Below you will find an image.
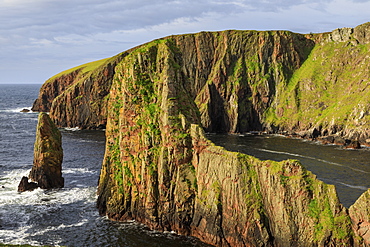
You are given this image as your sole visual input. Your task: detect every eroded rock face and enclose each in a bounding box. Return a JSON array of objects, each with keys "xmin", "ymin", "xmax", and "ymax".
[
  {"xmin": 35, "ymin": 23, "xmax": 370, "ymax": 143},
  {"xmin": 29, "ymin": 112, "xmax": 64, "ymax": 189},
  {"xmin": 96, "ymin": 39, "xmax": 355, "ymax": 246},
  {"xmin": 349, "ymin": 189, "xmax": 370, "ymax": 246},
  {"xmin": 31, "ymin": 70, "xmax": 81, "ymax": 113}
]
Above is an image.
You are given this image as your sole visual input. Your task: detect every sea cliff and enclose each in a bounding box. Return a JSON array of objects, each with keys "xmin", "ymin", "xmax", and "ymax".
[
  {"xmin": 32, "ymin": 55, "xmax": 124, "ymax": 129},
  {"xmin": 33, "ymin": 23, "xmax": 370, "ymax": 246}
]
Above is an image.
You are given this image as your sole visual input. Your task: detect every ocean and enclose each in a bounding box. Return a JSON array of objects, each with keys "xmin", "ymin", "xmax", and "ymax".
[{"xmin": 0, "ymin": 84, "xmax": 210, "ymax": 247}]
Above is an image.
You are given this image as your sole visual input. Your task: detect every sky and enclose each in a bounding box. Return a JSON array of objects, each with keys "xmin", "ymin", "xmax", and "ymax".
[{"xmin": 0, "ymin": 0, "xmax": 369, "ymax": 84}]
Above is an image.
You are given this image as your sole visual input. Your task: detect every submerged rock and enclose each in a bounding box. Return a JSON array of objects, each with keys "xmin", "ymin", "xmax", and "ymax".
[{"xmin": 18, "ymin": 112, "xmax": 64, "ymax": 192}]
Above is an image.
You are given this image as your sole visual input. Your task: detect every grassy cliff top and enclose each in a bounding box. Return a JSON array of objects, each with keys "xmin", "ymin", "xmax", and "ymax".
[{"xmin": 46, "ymin": 57, "xmax": 112, "ymax": 83}]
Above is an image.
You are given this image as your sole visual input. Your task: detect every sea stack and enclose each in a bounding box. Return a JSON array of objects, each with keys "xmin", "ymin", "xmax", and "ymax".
[{"xmin": 18, "ymin": 112, "xmax": 64, "ymax": 192}]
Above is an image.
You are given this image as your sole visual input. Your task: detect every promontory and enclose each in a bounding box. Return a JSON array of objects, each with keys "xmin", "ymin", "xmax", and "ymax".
[{"xmin": 32, "ymin": 22, "xmax": 370, "ymax": 246}]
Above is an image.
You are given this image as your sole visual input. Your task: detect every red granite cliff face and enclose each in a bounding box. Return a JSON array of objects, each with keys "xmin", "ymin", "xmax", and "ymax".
[
  {"xmin": 50, "ymin": 61, "xmax": 116, "ymax": 129},
  {"xmin": 33, "ymin": 24, "xmax": 370, "ymax": 142},
  {"xmin": 349, "ymin": 189, "xmax": 370, "ymax": 246}
]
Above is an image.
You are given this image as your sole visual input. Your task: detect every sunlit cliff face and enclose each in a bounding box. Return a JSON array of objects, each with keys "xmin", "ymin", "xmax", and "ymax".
[{"xmin": 32, "ymin": 23, "xmax": 370, "ymax": 246}]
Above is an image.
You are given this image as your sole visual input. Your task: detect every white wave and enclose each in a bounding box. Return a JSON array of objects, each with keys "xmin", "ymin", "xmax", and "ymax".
[
  {"xmin": 63, "ymin": 167, "xmax": 96, "ymax": 175},
  {"xmin": 0, "ymin": 167, "xmax": 97, "ymax": 246},
  {"xmin": 1, "ymin": 107, "xmax": 35, "ymax": 113},
  {"xmin": 54, "ymin": 187, "xmax": 98, "ymax": 205},
  {"xmin": 64, "ymin": 127, "xmax": 80, "ymax": 131},
  {"xmin": 26, "ymin": 218, "xmax": 90, "ymax": 237},
  {"xmin": 0, "ymin": 168, "xmax": 97, "ymax": 207},
  {"xmin": 0, "ymin": 226, "xmax": 40, "ymax": 246},
  {"xmin": 257, "ymin": 148, "xmax": 308, "ymax": 159},
  {"xmin": 0, "ymin": 168, "xmax": 29, "ymax": 189},
  {"xmin": 338, "ymin": 182, "xmax": 368, "ymax": 191}
]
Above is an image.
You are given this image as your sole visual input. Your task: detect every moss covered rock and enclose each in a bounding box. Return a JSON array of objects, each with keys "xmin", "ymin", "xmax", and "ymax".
[{"xmin": 29, "ymin": 112, "xmax": 64, "ymax": 189}]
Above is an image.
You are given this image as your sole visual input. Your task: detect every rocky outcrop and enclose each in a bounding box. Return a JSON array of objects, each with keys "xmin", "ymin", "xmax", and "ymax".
[
  {"xmin": 23, "ymin": 112, "xmax": 63, "ymax": 190},
  {"xmin": 327, "ymin": 22, "xmax": 370, "ymax": 45},
  {"xmin": 18, "ymin": 176, "xmax": 38, "ymax": 192},
  {"xmin": 33, "ymin": 23, "xmax": 370, "ymax": 246}
]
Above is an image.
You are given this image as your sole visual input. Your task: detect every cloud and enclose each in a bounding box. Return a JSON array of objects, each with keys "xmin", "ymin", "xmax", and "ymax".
[{"xmin": 0, "ymin": 0, "xmax": 369, "ymax": 83}]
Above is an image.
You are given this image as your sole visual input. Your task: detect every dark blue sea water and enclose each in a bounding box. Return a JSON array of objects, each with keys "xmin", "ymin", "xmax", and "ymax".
[{"xmin": 0, "ymin": 84, "xmax": 210, "ymax": 247}]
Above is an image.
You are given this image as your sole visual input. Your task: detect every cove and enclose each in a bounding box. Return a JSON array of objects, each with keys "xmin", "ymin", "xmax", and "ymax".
[{"xmin": 207, "ymin": 133, "xmax": 370, "ymax": 208}]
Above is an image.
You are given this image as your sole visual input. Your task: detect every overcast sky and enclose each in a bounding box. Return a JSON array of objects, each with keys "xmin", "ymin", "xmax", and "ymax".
[{"xmin": 0, "ymin": 0, "xmax": 369, "ymax": 84}]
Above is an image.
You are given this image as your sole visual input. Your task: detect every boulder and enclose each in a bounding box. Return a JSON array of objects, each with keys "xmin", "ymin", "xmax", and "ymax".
[
  {"xmin": 17, "ymin": 176, "xmax": 38, "ymax": 192},
  {"xmin": 333, "ymin": 136, "xmax": 346, "ymax": 146},
  {"xmin": 346, "ymin": 140, "xmax": 361, "ymax": 149},
  {"xmin": 19, "ymin": 112, "xmax": 64, "ymax": 191},
  {"xmin": 319, "ymin": 135, "xmax": 335, "ymax": 144}
]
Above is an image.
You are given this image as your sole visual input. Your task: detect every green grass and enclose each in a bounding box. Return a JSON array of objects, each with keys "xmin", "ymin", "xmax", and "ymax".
[
  {"xmin": 46, "ymin": 57, "xmax": 112, "ymax": 83},
  {"xmin": 267, "ymin": 39, "xmax": 370, "ymax": 131}
]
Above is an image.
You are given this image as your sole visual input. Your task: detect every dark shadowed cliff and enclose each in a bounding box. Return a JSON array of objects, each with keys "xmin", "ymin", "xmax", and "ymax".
[{"xmin": 33, "ymin": 23, "xmax": 370, "ymax": 246}]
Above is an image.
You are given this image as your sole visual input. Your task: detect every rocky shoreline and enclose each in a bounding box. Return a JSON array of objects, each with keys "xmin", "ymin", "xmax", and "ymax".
[{"xmin": 276, "ymin": 129, "xmax": 364, "ymax": 149}]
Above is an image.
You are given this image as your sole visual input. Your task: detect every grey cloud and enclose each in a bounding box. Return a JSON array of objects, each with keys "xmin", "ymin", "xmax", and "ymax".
[
  {"xmin": 0, "ymin": 0, "xmax": 369, "ymax": 83},
  {"xmin": 1, "ymin": 0, "xmax": 244, "ymax": 36}
]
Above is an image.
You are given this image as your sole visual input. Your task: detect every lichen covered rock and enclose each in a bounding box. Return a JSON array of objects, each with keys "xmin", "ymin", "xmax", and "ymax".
[{"xmin": 29, "ymin": 112, "xmax": 64, "ymax": 189}]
